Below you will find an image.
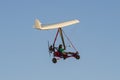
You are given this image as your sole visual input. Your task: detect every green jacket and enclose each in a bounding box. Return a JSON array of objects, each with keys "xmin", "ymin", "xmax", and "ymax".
[{"xmin": 58, "ymin": 48, "xmax": 64, "ymax": 53}]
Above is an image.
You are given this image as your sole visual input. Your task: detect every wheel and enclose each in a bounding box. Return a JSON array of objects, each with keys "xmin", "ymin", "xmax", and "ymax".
[
  {"xmin": 52, "ymin": 58, "xmax": 57, "ymax": 63},
  {"xmin": 75, "ymin": 55, "xmax": 80, "ymax": 59}
]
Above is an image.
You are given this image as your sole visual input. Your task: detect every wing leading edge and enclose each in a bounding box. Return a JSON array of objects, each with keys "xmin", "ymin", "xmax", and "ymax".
[{"xmin": 34, "ymin": 19, "xmax": 80, "ymax": 30}]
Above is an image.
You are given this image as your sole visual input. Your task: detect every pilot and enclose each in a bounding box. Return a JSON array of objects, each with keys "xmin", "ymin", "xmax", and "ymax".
[{"xmin": 58, "ymin": 44, "xmax": 66, "ymax": 55}]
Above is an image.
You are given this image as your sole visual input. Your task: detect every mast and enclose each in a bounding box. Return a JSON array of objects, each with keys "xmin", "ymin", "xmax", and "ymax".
[{"xmin": 59, "ymin": 28, "xmax": 66, "ymax": 50}]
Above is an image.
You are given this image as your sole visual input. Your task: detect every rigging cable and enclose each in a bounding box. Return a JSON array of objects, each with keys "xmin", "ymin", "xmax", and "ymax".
[{"xmin": 62, "ymin": 29, "xmax": 78, "ymax": 51}]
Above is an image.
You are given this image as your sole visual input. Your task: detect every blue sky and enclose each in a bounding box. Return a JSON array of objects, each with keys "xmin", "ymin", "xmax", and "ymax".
[{"xmin": 0, "ymin": 0, "xmax": 120, "ymax": 80}]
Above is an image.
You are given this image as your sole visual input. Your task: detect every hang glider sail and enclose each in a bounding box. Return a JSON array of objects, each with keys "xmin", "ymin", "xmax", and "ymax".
[{"xmin": 33, "ymin": 19, "xmax": 80, "ymax": 30}]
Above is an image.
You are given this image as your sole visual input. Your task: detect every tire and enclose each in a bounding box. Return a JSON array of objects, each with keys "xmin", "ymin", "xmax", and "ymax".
[
  {"xmin": 75, "ymin": 55, "xmax": 80, "ymax": 60},
  {"xmin": 52, "ymin": 58, "xmax": 57, "ymax": 63}
]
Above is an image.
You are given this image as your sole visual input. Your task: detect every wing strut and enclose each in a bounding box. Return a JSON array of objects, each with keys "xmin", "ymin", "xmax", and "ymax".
[
  {"xmin": 53, "ymin": 29, "xmax": 59, "ymax": 48},
  {"xmin": 53, "ymin": 28, "xmax": 66, "ymax": 50},
  {"xmin": 62, "ymin": 29, "xmax": 77, "ymax": 51},
  {"xmin": 59, "ymin": 28, "xmax": 66, "ymax": 50}
]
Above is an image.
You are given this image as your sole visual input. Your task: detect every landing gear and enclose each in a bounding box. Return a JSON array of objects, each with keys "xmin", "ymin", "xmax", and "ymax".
[
  {"xmin": 52, "ymin": 58, "xmax": 57, "ymax": 63},
  {"xmin": 75, "ymin": 55, "xmax": 80, "ymax": 59}
]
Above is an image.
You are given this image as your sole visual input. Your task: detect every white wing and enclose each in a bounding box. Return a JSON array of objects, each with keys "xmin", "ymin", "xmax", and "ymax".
[{"xmin": 34, "ymin": 19, "xmax": 80, "ymax": 30}]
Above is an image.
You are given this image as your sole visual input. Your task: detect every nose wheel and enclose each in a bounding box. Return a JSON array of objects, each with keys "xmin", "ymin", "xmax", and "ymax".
[{"xmin": 52, "ymin": 58, "xmax": 57, "ymax": 63}]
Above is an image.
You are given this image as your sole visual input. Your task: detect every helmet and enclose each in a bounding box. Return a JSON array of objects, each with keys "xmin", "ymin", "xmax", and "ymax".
[{"xmin": 59, "ymin": 44, "xmax": 62, "ymax": 48}]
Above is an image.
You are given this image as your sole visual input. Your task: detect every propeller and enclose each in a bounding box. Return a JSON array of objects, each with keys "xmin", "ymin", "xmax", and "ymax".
[
  {"xmin": 48, "ymin": 41, "xmax": 51, "ymax": 56},
  {"xmin": 48, "ymin": 41, "xmax": 53, "ymax": 56}
]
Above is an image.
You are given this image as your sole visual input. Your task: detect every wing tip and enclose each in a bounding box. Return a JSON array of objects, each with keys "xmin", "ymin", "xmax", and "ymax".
[{"xmin": 75, "ymin": 19, "xmax": 80, "ymax": 23}]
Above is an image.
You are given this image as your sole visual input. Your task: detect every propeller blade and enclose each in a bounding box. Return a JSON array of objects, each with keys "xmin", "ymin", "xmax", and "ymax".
[{"xmin": 48, "ymin": 41, "xmax": 51, "ymax": 56}]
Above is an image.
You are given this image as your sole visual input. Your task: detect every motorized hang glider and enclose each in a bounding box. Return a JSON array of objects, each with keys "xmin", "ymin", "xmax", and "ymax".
[
  {"xmin": 34, "ymin": 19, "xmax": 79, "ymax": 30},
  {"xmin": 34, "ymin": 19, "xmax": 80, "ymax": 63}
]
